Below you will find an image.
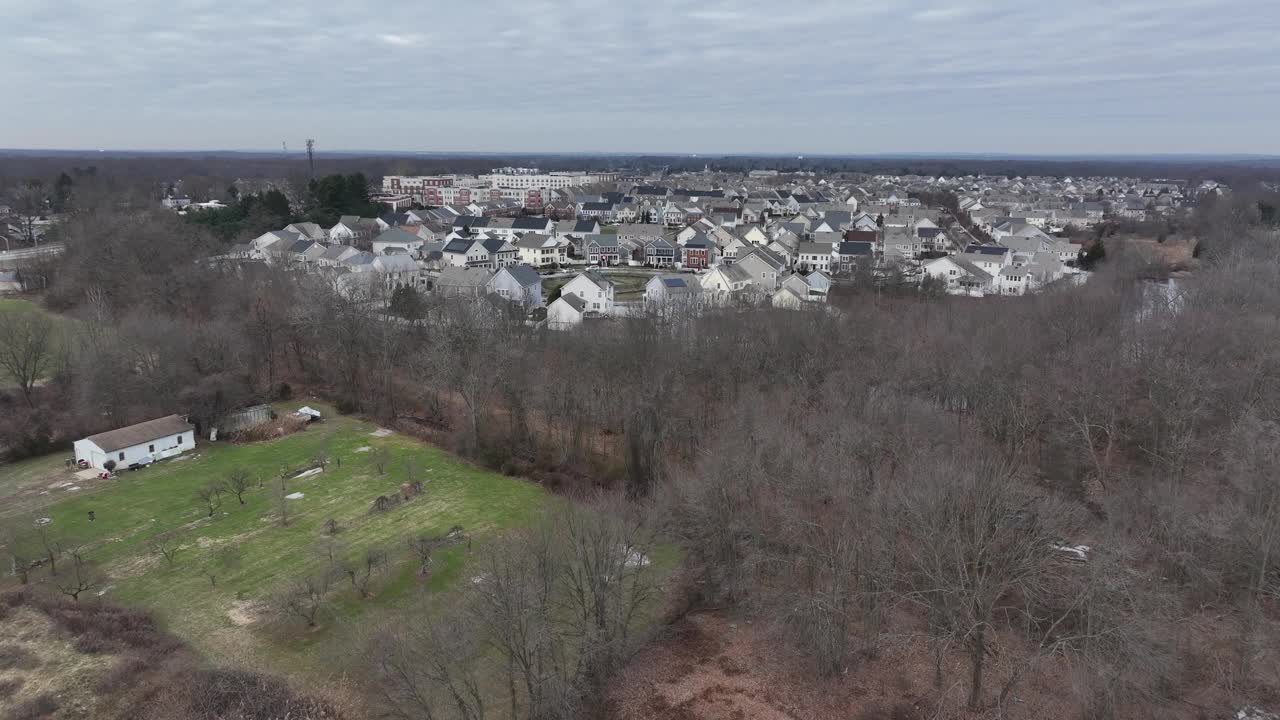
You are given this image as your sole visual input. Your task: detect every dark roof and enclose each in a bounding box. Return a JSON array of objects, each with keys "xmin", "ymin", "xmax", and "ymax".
[
  {"xmin": 84, "ymin": 415, "xmax": 193, "ymax": 453},
  {"xmin": 661, "ymin": 277, "xmax": 688, "ymax": 288},
  {"xmin": 379, "ymin": 213, "xmax": 409, "ymax": 226},
  {"xmin": 443, "ymin": 239, "xmax": 474, "ymax": 254},
  {"xmin": 683, "ymin": 234, "xmax": 712, "ymax": 249},
  {"xmin": 573, "ymin": 219, "xmax": 599, "ymax": 233},
  {"xmin": 480, "ymin": 237, "xmax": 510, "ymax": 253},
  {"xmin": 917, "ymin": 226, "xmax": 943, "ymax": 238},
  {"xmin": 634, "ymin": 186, "xmax": 670, "ymax": 196},
  {"xmin": 511, "ymin": 216, "xmax": 551, "ymax": 231},
  {"xmin": 453, "ymin": 216, "xmax": 489, "ymax": 229},
  {"xmin": 838, "ymin": 241, "xmax": 875, "ymax": 256},
  {"xmin": 966, "ymin": 244, "xmax": 1009, "ymax": 256},
  {"xmin": 844, "ymin": 230, "xmax": 878, "ymax": 242},
  {"xmin": 581, "ymin": 202, "xmax": 613, "ymax": 211}
]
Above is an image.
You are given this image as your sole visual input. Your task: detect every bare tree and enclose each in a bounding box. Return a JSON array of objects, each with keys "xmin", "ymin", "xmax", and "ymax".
[
  {"xmin": 8, "ymin": 180, "xmax": 47, "ymax": 246},
  {"xmin": 371, "ymin": 448, "xmax": 392, "ymax": 476},
  {"xmin": 195, "ymin": 483, "xmax": 224, "ymax": 518},
  {"xmin": 371, "ymin": 604, "xmax": 489, "ymax": 720},
  {"xmin": 278, "ymin": 571, "xmax": 333, "ymax": 628},
  {"xmin": 897, "ymin": 451, "xmax": 1074, "ymax": 712},
  {"xmin": 54, "ymin": 547, "xmax": 103, "ymax": 601},
  {"xmin": 225, "ymin": 468, "xmax": 253, "ymax": 505},
  {"xmin": 34, "ymin": 523, "xmax": 60, "ymax": 576},
  {"xmin": 149, "ymin": 530, "xmax": 183, "ymax": 568},
  {"xmin": 201, "ymin": 545, "xmax": 241, "ymax": 587},
  {"xmin": 274, "ymin": 476, "xmax": 290, "ymax": 527},
  {"xmin": 346, "ymin": 546, "xmax": 387, "ymax": 598},
  {"xmin": 0, "ymin": 309, "xmax": 56, "ymax": 408},
  {"xmin": 0, "ymin": 520, "xmax": 36, "ymax": 584},
  {"xmin": 407, "ymin": 534, "xmax": 433, "ymax": 576}
]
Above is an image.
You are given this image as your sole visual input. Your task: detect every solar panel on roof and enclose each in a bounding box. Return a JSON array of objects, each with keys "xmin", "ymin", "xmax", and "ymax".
[{"xmin": 662, "ymin": 278, "xmax": 687, "ymax": 288}]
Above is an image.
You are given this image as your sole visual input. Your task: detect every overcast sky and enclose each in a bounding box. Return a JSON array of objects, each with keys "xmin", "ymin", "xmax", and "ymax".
[{"xmin": 2, "ymin": 0, "xmax": 1277, "ymax": 155}]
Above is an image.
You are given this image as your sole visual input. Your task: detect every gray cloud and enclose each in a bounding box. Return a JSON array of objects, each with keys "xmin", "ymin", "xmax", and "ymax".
[{"xmin": 0, "ymin": 0, "xmax": 1275, "ymax": 154}]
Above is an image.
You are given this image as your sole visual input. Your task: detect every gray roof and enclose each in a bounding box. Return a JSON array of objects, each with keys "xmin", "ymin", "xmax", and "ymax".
[
  {"xmin": 503, "ymin": 264, "xmax": 542, "ymax": 287},
  {"xmin": 515, "ymin": 233, "xmax": 556, "ymax": 249},
  {"xmin": 559, "ymin": 292, "xmax": 587, "ymax": 312},
  {"xmin": 84, "ymin": 415, "xmax": 192, "ymax": 453},
  {"xmin": 374, "ymin": 227, "xmax": 422, "ymax": 245}
]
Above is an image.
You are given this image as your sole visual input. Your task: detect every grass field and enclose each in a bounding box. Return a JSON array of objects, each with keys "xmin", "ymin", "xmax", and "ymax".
[
  {"xmin": 0, "ymin": 405, "xmax": 555, "ymax": 676},
  {"xmin": 0, "ymin": 298, "xmax": 74, "ymax": 389}
]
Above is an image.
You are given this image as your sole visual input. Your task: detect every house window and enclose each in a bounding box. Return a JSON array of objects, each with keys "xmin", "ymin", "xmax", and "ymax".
[
  {"xmin": 149, "ymin": 444, "xmax": 155, "ymax": 453},
  {"xmin": 177, "ymin": 435, "xmax": 183, "ymax": 444},
  {"xmin": 119, "ymin": 452, "xmax": 125, "ymax": 461}
]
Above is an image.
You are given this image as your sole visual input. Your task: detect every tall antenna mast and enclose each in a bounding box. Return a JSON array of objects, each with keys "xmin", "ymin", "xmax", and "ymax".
[
  {"xmin": 306, "ymin": 139, "xmax": 315, "ymax": 178},
  {"xmin": 282, "ymin": 140, "xmax": 288, "ymax": 157}
]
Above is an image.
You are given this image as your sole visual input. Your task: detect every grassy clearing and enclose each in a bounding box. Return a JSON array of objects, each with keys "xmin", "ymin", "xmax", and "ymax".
[
  {"xmin": 0, "ymin": 404, "xmax": 554, "ymax": 675},
  {"xmin": 0, "ymin": 298, "xmax": 74, "ymax": 389}
]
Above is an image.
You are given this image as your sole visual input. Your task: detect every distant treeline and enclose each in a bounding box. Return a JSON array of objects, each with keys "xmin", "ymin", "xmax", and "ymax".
[{"xmin": 3, "ymin": 152, "xmax": 1280, "ymax": 198}]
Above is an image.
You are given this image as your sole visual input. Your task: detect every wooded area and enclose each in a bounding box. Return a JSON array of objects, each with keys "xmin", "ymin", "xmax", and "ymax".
[{"xmin": 3, "ymin": 169, "xmax": 1280, "ymax": 718}]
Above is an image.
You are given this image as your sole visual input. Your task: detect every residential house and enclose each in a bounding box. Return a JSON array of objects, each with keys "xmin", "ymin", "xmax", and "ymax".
[
  {"xmin": 834, "ymin": 240, "xmax": 875, "ymax": 274},
  {"xmin": 547, "ymin": 293, "xmax": 590, "ymax": 330},
  {"xmin": 797, "ymin": 242, "xmax": 836, "ymax": 272},
  {"xmin": 644, "ymin": 274, "xmax": 703, "ymax": 306},
  {"xmin": 372, "ymin": 227, "xmax": 425, "ymax": 256},
  {"xmin": 514, "ymin": 233, "xmax": 565, "ymax": 268},
  {"xmin": 682, "ymin": 234, "xmax": 714, "ymax": 270},
  {"xmin": 329, "ymin": 216, "xmax": 377, "ymax": 245},
  {"xmin": 560, "ymin": 271, "xmax": 615, "ymax": 314},
  {"xmin": 582, "ymin": 234, "xmax": 622, "ymax": 266},
  {"xmin": 285, "ymin": 222, "xmax": 328, "ymax": 243},
  {"xmin": 644, "ymin": 236, "xmax": 678, "ymax": 267},
  {"xmin": 480, "ymin": 236, "xmax": 520, "ymax": 268},
  {"xmin": 433, "ymin": 266, "xmax": 492, "ymax": 298},
  {"xmin": 699, "ymin": 263, "xmax": 752, "ymax": 301},
  {"xmin": 442, "ymin": 237, "xmax": 494, "ymax": 268},
  {"xmin": 487, "ymin": 264, "xmax": 544, "ymax": 308},
  {"xmin": 923, "ymin": 256, "xmax": 993, "ymax": 296},
  {"xmin": 73, "ymin": 415, "xmax": 195, "ymax": 471},
  {"xmin": 734, "ymin": 246, "xmax": 787, "ymax": 291}
]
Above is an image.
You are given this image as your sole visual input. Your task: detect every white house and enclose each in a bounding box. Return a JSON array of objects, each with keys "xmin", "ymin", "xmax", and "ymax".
[
  {"xmin": 559, "ymin": 272, "xmax": 615, "ymax": 314},
  {"xmin": 514, "ymin": 233, "xmax": 565, "ymax": 268},
  {"xmin": 644, "ymin": 274, "xmax": 703, "ymax": 306},
  {"xmin": 547, "ymin": 293, "xmax": 589, "ymax": 330},
  {"xmin": 487, "ymin": 264, "xmax": 544, "ymax": 308},
  {"xmin": 73, "ymin": 415, "xmax": 195, "ymax": 470}
]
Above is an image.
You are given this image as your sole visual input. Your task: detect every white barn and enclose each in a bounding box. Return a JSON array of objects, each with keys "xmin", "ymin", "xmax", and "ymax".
[{"xmin": 73, "ymin": 415, "xmax": 195, "ymax": 470}]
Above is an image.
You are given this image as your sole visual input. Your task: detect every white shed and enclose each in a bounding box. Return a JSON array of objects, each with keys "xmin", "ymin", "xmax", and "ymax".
[{"xmin": 73, "ymin": 415, "xmax": 195, "ymax": 470}]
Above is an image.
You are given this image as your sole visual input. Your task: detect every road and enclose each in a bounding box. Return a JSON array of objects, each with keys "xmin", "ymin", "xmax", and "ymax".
[{"xmin": 0, "ymin": 243, "xmax": 64, "ymax": 267}]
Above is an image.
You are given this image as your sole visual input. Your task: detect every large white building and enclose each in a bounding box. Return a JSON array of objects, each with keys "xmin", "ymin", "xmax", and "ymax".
[{"xmin": 73, "ymin": 415, "xmax": 195, "ymax": 470}]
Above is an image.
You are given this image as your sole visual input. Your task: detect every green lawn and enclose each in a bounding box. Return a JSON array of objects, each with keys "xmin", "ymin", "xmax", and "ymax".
[
  {"xmin": 0, "ymin": 298, "xmax": 74, "ymax": 389},
  {"xmin": 0, "ymin": 405, "xmax": 554, "ymax": 674}
]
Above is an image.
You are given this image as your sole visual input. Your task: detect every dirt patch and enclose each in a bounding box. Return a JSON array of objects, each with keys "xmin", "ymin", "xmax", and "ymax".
[{"xmin": 227, "ymin": 601, "xmax": 264, "ymax": 627}]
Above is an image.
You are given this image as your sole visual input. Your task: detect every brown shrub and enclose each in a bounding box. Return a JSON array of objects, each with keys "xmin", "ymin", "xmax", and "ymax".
[
  {"xmin": 144, "ymin": 668, "xmax": 347, "ymax": 720},
  {"xmin": 0, "ymin": 642, "xmax": 40, "ymax": 670},
  {"xmin": 0, "ymin": 676, "xmax": 25, "ymax": 699},
  {"xmin": 8, "ymin": 693, "xmax": 59, "ymax": 720}
]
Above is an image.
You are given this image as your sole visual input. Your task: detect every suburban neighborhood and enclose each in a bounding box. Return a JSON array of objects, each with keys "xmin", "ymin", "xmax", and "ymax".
[{"xmin": 121, "ymin": 165, "xmax": 1217, "ymax": 330}]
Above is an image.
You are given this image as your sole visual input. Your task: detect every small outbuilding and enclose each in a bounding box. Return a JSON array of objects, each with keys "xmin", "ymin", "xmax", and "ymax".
[{"xmin": 73, "ymin": 415, "xmax": 195, "ymax": 470}]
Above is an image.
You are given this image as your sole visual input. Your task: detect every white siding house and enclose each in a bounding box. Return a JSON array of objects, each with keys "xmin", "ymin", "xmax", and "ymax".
[{"xmin": 73, "ymin": 415, "xmax": 195, "ymax": 470}]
